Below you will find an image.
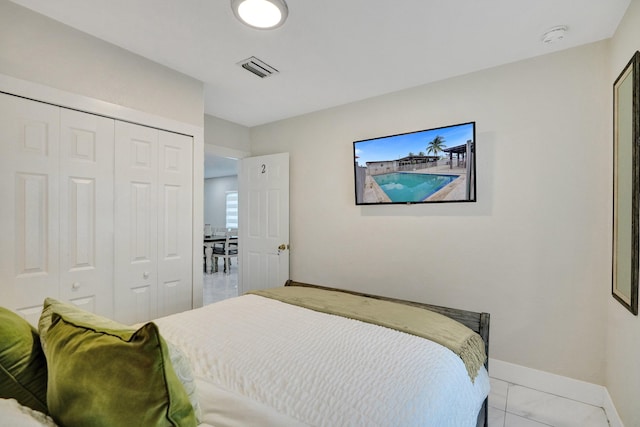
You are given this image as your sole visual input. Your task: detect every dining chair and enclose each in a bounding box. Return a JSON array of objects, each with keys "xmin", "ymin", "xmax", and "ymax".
[
  {"xmin": 211, "ymin": 227, "xmax": 227, "ymax": 252},
  {"xmin": 212, "ymin": 231, "xmax": 238, "ymax": 274},
  {"xmin": 203, "ymin": 245, "xmax": 207, "ymax": 273}
]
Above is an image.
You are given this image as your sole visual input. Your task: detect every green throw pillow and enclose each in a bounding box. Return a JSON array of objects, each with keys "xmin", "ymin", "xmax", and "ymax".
[
  {"xmin": 0, "ymin": 307, "xmax": 48, "ymax": 414},
  {"xmin": 39, "ymin": 298, "xmax": 200, "ymax": 422},
  {"xmin": 38, "ymin": 298, "xmax": 125, "ymax": 355},
  {"xmin": 43, "ymin": 308, "xmax": 197, "ymax": 427}
]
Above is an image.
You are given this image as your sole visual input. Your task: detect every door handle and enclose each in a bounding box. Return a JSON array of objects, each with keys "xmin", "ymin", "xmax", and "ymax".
[{"xmin": 277, "ymin": 244, "xmax": 289, "ymax": 254}]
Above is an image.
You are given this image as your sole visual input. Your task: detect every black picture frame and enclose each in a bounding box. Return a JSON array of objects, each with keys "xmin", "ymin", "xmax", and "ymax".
[{"xmin": 612, "ymin": 51, "xmax": 640, "ymax": 315}]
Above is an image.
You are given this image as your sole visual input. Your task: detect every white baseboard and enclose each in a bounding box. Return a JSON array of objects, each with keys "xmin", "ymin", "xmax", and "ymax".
[
  {"xmin": 489, "ymin": 358, "xmax": 623, "ymax": 426},
  {"xmin": 602, "ymin": 388, "xmax": 624, "ymax": 427}
]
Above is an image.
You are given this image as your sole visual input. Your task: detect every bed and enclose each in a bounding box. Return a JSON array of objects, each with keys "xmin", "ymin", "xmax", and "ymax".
[{"xmin": 1, "ymin": 280, "xmax": 490, "ymax": 427}]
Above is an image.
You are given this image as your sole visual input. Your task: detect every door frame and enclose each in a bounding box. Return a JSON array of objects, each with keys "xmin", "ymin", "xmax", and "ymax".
[
  {"xmin": 204, "ymin": 143, "xmax": 250, "ymax": 163},
  {"xmin": 0, "ymin": 73, "xmax": 206, "ymax": 310},
  {"xmin": 203, "ymin": 143, "xmax": 250, "ymax": 295}
]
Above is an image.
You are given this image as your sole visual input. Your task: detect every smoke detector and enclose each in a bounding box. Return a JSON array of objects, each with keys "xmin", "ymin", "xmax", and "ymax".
[
  {"xmin": 237, "ymin": 56, "xmax": 279, "ymax": 78},
  {"xmin": 542, "ymin": 26, "xmax": 568, "ymax": 44}
]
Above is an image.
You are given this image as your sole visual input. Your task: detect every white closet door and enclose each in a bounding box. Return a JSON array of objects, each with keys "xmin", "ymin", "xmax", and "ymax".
[
  {"xmin": 59, "ymin": 109, "xmax": 114, "ymax": 317},
  {"xmin": 157, "ymin": 131, "xmax": 193, "ymax": 317},
  {"xmin": 0, "ymin": 93, "xmax": 60, "ymax": 323},
  {"xmin": 114, "ymin": 121, "xmax": 159, "ymax": 324}
]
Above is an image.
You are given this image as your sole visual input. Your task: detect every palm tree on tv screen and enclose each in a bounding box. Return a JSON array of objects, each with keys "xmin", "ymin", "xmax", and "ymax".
[{"xmin": 426, "ymin": 136, "xmax": 446, "ymax": 162}]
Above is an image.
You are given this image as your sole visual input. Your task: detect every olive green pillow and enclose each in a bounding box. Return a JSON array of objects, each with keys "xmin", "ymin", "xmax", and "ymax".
[
  {"xmin": 38, "ymin": 298, "xmax": 124, "ymax": 356},
  {"xmin": 44, "ymin": 310, "xmax": 197, "ymax": 427},
  {"xmin": 39, "ymin": 298, "xmax": 200, "ymax": 422},
  {"xmin": 0, "ymin": 307, "xmax": 48, "ymax": 414}
]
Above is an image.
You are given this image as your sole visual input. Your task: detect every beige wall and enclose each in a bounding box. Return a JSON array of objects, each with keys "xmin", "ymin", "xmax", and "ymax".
[
  {"xmin": 251, "ymin": 41, "xmax": 611, "ymax": 385},
  {"xmin": 204, "ymin": 114, "xmax": 251, "ymax": 153},
  {"xmin": 607, "ymin": 0, "xmax": 640, "ymax": 425},
  {"xmin": 0, "ymin": 1, "xmax": 203, "ymax": 126}
]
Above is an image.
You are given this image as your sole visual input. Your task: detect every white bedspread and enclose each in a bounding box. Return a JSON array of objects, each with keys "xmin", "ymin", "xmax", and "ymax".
[{"xmin": 154, "ymin": 294, "xmax": 490, "ymax": 427}]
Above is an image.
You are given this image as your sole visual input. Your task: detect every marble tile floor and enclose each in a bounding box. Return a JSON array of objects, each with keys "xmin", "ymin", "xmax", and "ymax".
[
  {"xmin": 203, "ymin": 261, "xmax": 238, "ymax": 305},
  {"xmin": 489, "ymin": 378, "xmax": 610, "ymax": 427},
  {"xmin": 202, "ymin": 274, "xmax": 611, "ymax": 427}
]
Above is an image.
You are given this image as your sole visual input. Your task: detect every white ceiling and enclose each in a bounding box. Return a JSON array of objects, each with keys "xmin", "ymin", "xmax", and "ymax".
[{"xmin": 9, "ymin": 0, "xmax": 631, "ymax": 127}]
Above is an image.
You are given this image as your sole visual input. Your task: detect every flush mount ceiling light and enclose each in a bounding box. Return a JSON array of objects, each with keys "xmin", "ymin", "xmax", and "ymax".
[
  {"xmin": 231, "ymin": 0, "xmax": 288, "ymax": 29},
  {"xmin": 542, "ymin": 25, "xmax": 568, "ymax": 44}
]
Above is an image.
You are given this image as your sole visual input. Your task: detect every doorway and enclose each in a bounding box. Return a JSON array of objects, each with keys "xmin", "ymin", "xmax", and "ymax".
[{"xmin": 203, "ymin": 152, "xmax": 239, "ymax": 304}]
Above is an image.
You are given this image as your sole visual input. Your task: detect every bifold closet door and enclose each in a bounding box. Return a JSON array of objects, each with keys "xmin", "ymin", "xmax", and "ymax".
[
  {"xmin": 1, "ymin": 92, "xmax": 192, "ymax": 325},
  {"xmin": 114, "ymin": 122, "xmax": 159, "ymax": 324},
  {"xmin": 0, "ymin": 94, "xmax": 60, "ymax": 324},
  {"xmin": 157, "ymin": 130, "xmax": 193, "ymax": 318},
  {"xmin": 0, "ymin": 94, "xmax": 116, "ymax": 323},
  {"xmin": 58, "ymin": 109, "xmax": 114, "ymax": 317},
  {"xmin": 114, "ymin": 122, "xmax": 193, "ymax": 324}
]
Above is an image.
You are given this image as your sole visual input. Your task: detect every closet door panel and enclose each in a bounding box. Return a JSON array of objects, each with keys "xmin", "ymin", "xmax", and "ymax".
[
  {"xmin": 157, "ymin": 131, "xmax": 193, "ymax": 317},
  {"xmin": 0, "ymin": 93, "xmax": 60, "ymax": 315},
  {"xmin": 59, "ymin": 109, "xmax": 115, "ymax": 317},
  {"xmin": 114, "ymin": 121, "xmax": 158, "ymax": 324}
]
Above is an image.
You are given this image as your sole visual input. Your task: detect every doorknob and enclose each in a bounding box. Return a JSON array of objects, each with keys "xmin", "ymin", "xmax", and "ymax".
[{"xmin": 277, "ymin": 243, "xmax": 289, "ymax": 253}]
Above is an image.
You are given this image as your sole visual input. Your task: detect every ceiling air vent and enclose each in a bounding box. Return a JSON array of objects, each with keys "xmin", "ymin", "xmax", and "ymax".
[{"xmin": 237, "ymin": 56, "xmax": 279, "ymax": 78}]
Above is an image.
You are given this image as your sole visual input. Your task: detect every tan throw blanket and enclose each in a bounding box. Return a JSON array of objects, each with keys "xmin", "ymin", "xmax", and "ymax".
[{"xmin": 248, "ymin": 286, "xmax": 486, "ymax": 381}]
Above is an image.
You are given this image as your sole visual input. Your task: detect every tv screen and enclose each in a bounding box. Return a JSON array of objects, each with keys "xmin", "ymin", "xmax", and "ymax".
[{"xmin": 353, "ymin": 121, "xmax": 476, "ymax": 205}]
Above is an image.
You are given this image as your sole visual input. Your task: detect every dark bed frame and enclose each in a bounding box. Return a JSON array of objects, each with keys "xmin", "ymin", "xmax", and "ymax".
[{"xmin": 284, "ymin": 280, "xmax": 490, "ymax": 427}]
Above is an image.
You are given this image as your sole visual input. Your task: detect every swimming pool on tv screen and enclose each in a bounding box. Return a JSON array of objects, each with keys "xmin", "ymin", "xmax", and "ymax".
[{"xmin": 373, "ymin": 173, "xmax": 457, "ymax": 202}]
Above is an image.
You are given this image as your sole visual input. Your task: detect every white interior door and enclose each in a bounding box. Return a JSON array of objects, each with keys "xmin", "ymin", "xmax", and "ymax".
[
  {"xmin": 0, "ymin": 93, "xmax": 60, "ymax": 323},
  {"xmin": 114, "ymin": 121, "xmax": 159, "ymax": 324},
  {"xmin": 239, "ymin": 153, "xmax": 289, "ymax": 293},
  {"xmin": 157, "ymin": 130, "xmax": 193, "ymax": 318},
  {"xmin": 59, "ymin": 109, "xmax": 114, "ymax": 317}
]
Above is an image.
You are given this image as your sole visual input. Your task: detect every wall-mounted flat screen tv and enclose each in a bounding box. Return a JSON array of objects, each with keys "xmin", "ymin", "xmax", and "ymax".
[{"xmin": 353, "ymin": 121, "xmax": 476, "ymax": 205}]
